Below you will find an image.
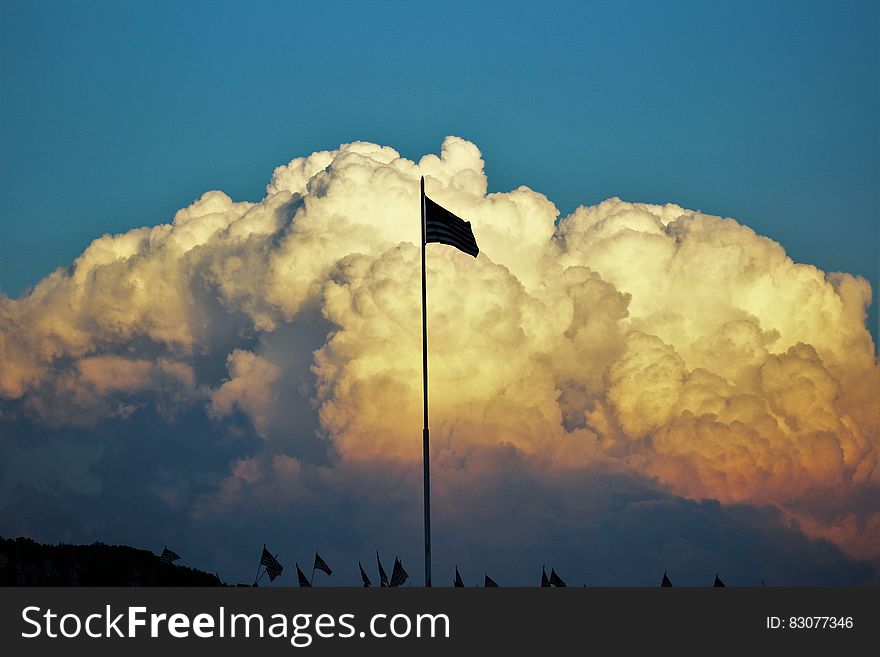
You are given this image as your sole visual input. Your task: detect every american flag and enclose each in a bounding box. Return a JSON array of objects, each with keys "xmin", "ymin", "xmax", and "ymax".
[
  {"xmin": 389, "ymin": 557, "xmax": 408, "ymax": 587},
  {"xmin": 424, "ymin": 188, "xmax": 479, "ymax": 257},
  {"xmin": 661, "ymin": 571, "xmax": 673, "ymax": 587},
  {"xmin": 313, "ymin": 552, "xmax": 332, "ymax": 576},
  {"xmin": 159, "ymin": 547, "xmax": 181, "ymax": 564},
  {"xmin": 484, "ymin": 574, "xmax": 499, "ymax": 587},
  {"xmin": 260, "ymin": 546, "xmax": 283, "ymax": 582},
  {"xmin": 454, "ymin": 566, "xmax": 464, "ymax": 588}
]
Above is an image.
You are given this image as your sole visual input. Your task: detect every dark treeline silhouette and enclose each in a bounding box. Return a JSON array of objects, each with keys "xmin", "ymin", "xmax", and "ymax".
[{"xmin": 0, "ymin": 536, "xmax": 223, "ymax": 587}]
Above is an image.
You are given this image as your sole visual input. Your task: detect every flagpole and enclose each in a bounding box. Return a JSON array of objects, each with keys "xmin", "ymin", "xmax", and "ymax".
[
  {"xmin": 253, "ymin": 545, "xmax": 264, "ymax": 586},
  {"xmin": 420, "ymin": 175, "xmax": 432, "ymax": 588}
]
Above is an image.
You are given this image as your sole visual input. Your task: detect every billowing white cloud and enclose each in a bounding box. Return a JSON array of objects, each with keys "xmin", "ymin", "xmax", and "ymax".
[{"xmin": 0, "ymin": 136, "xmax": 876, "ymax": 563}]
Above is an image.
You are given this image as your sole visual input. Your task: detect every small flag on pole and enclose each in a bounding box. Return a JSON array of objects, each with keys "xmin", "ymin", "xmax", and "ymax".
[
  {"xmin": 260, "ymin": 546, "xmax": 284, "ymax": 582},
  {"xmin": 484, "ymin": 574, "xmax": 499, "ymax": 587},
  {"xmin": 661, "ymin": 571, "xmax": 673, "ymax": 587},
  {"xmin": 377, "ymin": 552, "xmax": 389, "ymax": 588},
  {"xmin": 714, "ymin": 573, "xmax": 726, "ymax": 587},
  {"xmin": 296, "ymin": 563, "xmax": 312, "ymax": 587},
  {"xmin": 359, "ymin": 561, "xmax": 372, "ymax": 587},
  {"xmin": 454, "ymin": 566, "xmax": 464, "ymax": 588},
  {"xmin": 159, "ymin": 547, "xmax": 181, "ymax": 564},
  {"xmin": 389, "ymin": 557, "xmax": 408, "ymax": 587},
  {"xmin": 541, "ymin": 565, "xmax": 551, "ymax": 587},
  {"xmin": 549, "ymin": 568, "xmax": 567, "ymax": 587},
  {"xmin": 424, "ymin": 190, "xmax": 479, "ymax": 257},
  {"xmin": 313, "ymin": 552, "xmax": 332, "ymax": 577}
]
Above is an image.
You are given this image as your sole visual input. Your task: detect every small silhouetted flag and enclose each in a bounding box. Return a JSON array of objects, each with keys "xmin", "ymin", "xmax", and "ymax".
[
  {"xmin": 0, "ymin": 552, "xmax": 8, "ymax": 570},
  {"xmin": 454, "ymin": 566, "xmax": 464, "ymax": 588},
  {"xmin": 661, "ymin": 571, "xmax": 673, "ymax": 587},
  {"xmin": 377, "ymin": 552, "xmax": 389, "ymax": 588},
  {"xmin": 714, "ymin": 573, "xmax": 726, "ymax": 587},
  {"xmin": 313, "ymin": 552, "xmax": 332, "ymax": 576},
  {"xmin": 549, "ymin": 568, "xmax": 567, "ymax": 587},
  {"xmin": 424, "ymin": 191, "xmax": 479, "ymax": 257},
  {"xmin": 484, "ymin": 574, "xmax": 498, "ymax": 587},
  {"xmin": 390, "ymin": 557, "xmax": 408, "ymax": 587},
  {"xmin": 260, "ymin": 546, "xmax": 284, "ymax": 581},
  {"xmin": 359, "ymin": 561, "xmax": 372, "ymax": 587},
  {"xmin": 159, "ymin": 547, "xmax": 180, "ymax": 564},
  {"xmin": 541, "ymin": 566, "xmax": 551, "ymax": 587},
  {"xmin": 296, "ymin": 563, "xmax": 312, "ymax": 587}
]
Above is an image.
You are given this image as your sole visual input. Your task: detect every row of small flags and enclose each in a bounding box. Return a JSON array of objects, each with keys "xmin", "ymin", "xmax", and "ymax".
[
  {"xmin": 247, "ymin": 548, "xmax": 728, "ymax": 588},
  {"xmin": 1, "ymin": 549, "xmax": 731, "ymax": 587},
  {"xmin": 256, "ymin": 546, "xmax": 409, "ymax": 587}
]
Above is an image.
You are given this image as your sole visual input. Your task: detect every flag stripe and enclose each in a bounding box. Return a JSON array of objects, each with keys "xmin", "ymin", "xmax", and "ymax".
[
  {"xmin": 425, "ymin": 213, "xmax": 473, "ymax": 239},
  {"xmin": 425, "ymin": 227, "xmax": 479, "ymax": 253},
  {"xmin": 425, "ymin": 221, "xmax": 477, "ymax": 246},
  {"xmin": 425, "ymin": 232, "xmax": 478, "ymax": 257}
]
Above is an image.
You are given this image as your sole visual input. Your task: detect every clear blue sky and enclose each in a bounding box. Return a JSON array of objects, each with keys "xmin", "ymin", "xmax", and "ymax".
[{"xmin": 1, "ymin": 0, "xmax": 877, "ymax": 340}]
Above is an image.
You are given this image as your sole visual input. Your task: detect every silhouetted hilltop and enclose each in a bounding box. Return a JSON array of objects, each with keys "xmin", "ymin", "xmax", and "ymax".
[{"xmin": 0, "ymin": 536, "xmax": 225, "ymax": 586}]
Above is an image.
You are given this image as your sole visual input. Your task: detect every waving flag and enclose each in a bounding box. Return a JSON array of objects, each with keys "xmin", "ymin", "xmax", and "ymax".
[
  {"xmin": 296, "ymin": 563, "xmax": 312, "ymax": 587},
  {"xmin": 549, "ymin": 568, "xmax": 567, "ymax": 587},
  {"xmin": 424, "ymin": 193, "xmax": 479, "ymax": 257},
  {"xmin": 661, "ymin": 571, "xmax": 673, "ymax": 587},
  {"xmin": 313, "ymin": 552, "xmax": 332, "ymax": 576},
  {"xmin": 541, "ymin": 565, "xmax": 551, "ymax": 587},
  {"xmin": 484, "ymin": 574, "xmax": 499, "ymax": 587},
  {"xmin": 260, "ymin": 546, "xmax": 284, "ymax": 582},
  {"xmin": 454, "ymin": 566, "xmax": 464, "ymax": 588},
  {"xmin": 714, "ymin": 573, "xmax": 726, "ymax": 587},
  {"xmin": 359, "ymin": 561, "xmax": 372, "ymax": 587},
  {"xmin": 389, "ymin": 557, "xmax": 408, "ymax": 587},
  {"xmin": 159, "ymin": 547, "xmax": 180, "ymax": 564}
]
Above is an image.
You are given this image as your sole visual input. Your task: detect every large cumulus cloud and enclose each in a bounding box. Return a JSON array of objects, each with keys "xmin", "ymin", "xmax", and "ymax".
[{"xmin": 0, "ymin": 136, "xmax": 876, "ymax": 576}]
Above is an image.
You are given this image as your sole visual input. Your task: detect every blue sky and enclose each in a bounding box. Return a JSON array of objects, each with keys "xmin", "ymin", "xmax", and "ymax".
[{"xmin": 1, "ymin": 0, "xmax": 877, "ymax": 340}]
